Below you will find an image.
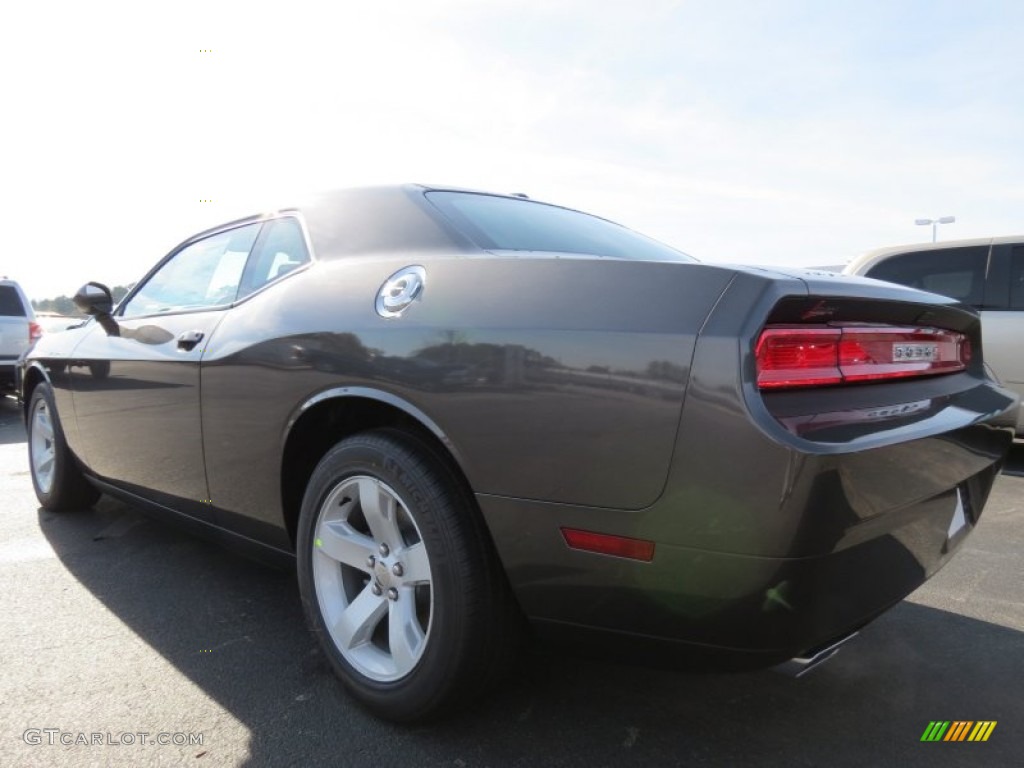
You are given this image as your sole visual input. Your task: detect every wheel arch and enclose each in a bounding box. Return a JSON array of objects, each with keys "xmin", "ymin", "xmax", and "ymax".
[
  {"xmin": 279, "ymin": 387, "xmax": 474, "ymax": 550},
  {"xmin": 20, "ymin": 362, "xmax": 51, "ymax": 420}
]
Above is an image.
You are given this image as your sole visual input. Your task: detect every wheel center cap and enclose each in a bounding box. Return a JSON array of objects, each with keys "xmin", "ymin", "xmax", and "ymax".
[{"xmin": 374, "ymin": 559, "xmax": 392, "ymax": 589}]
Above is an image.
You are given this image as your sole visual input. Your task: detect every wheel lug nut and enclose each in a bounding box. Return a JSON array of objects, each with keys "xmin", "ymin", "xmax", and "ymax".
[
  {"xmin": 387, "ymin": 588, "xmax": 398, "ymax": 601},
  {"xmin": 391, "ymin": 563, "xmax": 404, "ymax": 577},
  {"xmin": 366, "ymin": 555, "xmax": 376, "ymax": 568},
  {"xmin": 371, "ymin": 583, "xmax": 382, "ymax": 596},
  {"xmin": 379, "ymin": 543, "xmax": 390, "ymax": 557}
]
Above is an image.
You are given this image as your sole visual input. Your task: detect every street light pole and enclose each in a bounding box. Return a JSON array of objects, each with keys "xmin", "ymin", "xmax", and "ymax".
[{"xmin": 915, "ymin": 216, "xmax": 956, "ymax": 242}]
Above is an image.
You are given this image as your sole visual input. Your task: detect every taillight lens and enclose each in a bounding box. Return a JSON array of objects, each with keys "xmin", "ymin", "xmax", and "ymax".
[
  {"xmin": 29, "ymin": 321, "xmax": 43, "ymax": 342},
  {"xmin": 756, "ymin": 325, "xmax": 970, "ymax": 389}
]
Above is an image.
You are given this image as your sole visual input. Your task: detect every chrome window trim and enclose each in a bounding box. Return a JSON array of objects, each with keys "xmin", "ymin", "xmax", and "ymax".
[{"xmin": 115, "ymin": 211, "xmax": 318, "ymax": 321}]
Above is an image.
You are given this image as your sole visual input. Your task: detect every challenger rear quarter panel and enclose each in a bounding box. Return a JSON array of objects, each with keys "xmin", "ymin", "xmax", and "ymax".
[{"xmin": 198, "ymin": 256, "xmax": 738, "ymax": 539}]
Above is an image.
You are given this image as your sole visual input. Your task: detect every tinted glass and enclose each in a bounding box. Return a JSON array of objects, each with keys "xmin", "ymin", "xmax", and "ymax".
[
  {"xmin": 866, "ymin": 246, "xmax": 988, "ymax": 307},
  {"xmin": 0, "ymin": 285, "xmax": 26, "ymax": 316},
  {"xmin": 1011, "ymin": 247, "xmax": 1024, "ymax": 310},
  {"xmin": 123, "ymin": 224, "xmax": 261, "ymax": 318},
  {"xmin": 426, "ymin": 191, "xmax": 695, "ymax": 262},
  {"xmin": 238, "ymin": 217, "xmax": 311, "ymax": 298}
]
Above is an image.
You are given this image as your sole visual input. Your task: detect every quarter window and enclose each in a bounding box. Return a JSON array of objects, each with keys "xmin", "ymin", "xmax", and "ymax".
[
  {"xmin": 866, "ymin": 246, "xmax": 989, "ymax": 307},
  {"xmin": 237, "ymin": 217, "xmax": 311, "ymax": 298},
  {"xmin": 122, "ymin": 223, "xmax": 261, "ymax": 318}
]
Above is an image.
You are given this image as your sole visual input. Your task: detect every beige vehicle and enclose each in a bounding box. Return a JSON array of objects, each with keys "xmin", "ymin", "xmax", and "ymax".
[{"xmin": 845, "ymin": 236, "xmax": 1024, "ymax": 435}]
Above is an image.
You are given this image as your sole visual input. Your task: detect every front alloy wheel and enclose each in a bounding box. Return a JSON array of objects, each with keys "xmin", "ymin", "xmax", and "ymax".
[
  {"xmin": 297, "ymin": 429, "xmax": 520, "ymax": 722},
  {"xmin": 30, "ymin": 395, "xmax": 57, "ymax": 495},
  {"xmin": 27, "ymin": 383, "xmax": 99, "ymax": 511}
]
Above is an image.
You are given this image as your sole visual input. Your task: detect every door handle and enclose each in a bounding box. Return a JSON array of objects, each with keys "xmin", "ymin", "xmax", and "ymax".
[{"xmin": 176, "ymin": 330, "xmax": 205, "ymax": 351}]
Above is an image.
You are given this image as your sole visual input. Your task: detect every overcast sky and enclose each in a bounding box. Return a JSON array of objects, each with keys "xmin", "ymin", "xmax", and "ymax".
[{"xmin": 3, "ymin": 0, "xmax": 1021, "ymax": 301}]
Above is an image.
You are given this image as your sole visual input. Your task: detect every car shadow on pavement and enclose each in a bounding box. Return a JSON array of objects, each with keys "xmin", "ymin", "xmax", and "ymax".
[
  {"xmin": 37, "ymin": 495, "xmax": 1022, "ymax": 768},
  {"xmin": 0, "ymin": 395, "xmax": 26, "ymax": 445}
]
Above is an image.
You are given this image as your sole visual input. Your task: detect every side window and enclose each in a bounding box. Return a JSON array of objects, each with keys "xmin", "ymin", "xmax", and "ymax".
[
  {"xmin": 1011, "ymin": 247, "xmax": 1024, "ymax": 310},
  {"xmin": 122, "ymin": 224, "xmax": 262, "ymax": 318},
  {"xmin": 866, "ymin": 246, "xmax": 989, "ymax": 307},
  {"xmin": 237, "ymin": 217, "xmax": 312, "ymax": 299}
]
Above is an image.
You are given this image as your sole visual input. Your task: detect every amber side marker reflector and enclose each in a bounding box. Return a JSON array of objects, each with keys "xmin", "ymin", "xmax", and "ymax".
[{"xmin": 561, "ymin": 528, "xmax": 655, "ymax": 562}]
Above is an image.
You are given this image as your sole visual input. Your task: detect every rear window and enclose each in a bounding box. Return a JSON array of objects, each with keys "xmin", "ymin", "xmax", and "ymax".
[
  {"xmin": 426, "ymin": 191, "xmax": 695, "ymax": 263},
  {"xmin": 865, "ymin": 246, "xmax": 989, "ymax": 307},
  {"xmin": 0, "ymin": 285, "xmax": 27, "ymax": 316}
]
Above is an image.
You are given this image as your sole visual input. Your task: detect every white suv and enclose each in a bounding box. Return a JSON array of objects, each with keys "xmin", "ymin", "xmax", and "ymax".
[
  {"xmin": 0, "ymin": 278, "xmax": 40, "ymax": 392},
  {"xmin": 845, "ymin": 236, "xmax": 1024, "ymax": 435}
]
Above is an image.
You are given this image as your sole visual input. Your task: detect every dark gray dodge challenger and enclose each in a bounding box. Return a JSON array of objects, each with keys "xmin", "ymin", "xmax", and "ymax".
[{"xmin": 21, "ymin": 185, "xmax": 1017, "ymax": 721}]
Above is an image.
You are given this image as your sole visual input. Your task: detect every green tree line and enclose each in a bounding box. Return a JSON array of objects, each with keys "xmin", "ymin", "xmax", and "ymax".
[{"xmin": 32, "ymin": 285, "xmax": 131, "ymax": 316}]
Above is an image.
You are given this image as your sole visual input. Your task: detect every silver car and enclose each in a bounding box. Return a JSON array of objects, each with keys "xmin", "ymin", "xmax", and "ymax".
[
  {"xmin": 845, "ymin": 236, "xmax": 1024, "ymax": 434},
  {"xmin": 0, "ymin": 278, "xmax": 40, "ymax": 392}
]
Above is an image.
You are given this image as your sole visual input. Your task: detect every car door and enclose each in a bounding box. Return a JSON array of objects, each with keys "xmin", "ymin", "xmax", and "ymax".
[{"xmin": 69, "ymin": 221, "xmax": 263, "ymax": 519}]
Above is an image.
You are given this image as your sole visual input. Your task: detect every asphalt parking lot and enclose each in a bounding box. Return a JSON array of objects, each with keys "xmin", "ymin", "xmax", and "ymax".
[{"xmin": 1, "ymin": 392, "xmax": 1021, "ymax": 767}]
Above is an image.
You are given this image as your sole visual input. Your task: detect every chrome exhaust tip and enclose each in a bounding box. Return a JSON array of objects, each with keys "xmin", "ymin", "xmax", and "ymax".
[{"xmin": 773, "ymin": 631, "xmax": 859, "ymax": 678}]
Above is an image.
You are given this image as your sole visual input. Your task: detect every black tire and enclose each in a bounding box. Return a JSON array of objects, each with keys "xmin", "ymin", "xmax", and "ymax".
[
  {"xmin": 27, "ymin": 383, "xmax": 100, "ymax": 511},
  {"xmin": 297, "ymin": 428, "xmax": 521, "ymax": 722}
]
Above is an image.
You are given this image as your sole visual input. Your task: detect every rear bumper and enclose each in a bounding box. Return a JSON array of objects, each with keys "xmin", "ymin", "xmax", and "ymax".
[{"xmin": 478, "ymin": 419, "xmax": 1011, "ymax": 663}]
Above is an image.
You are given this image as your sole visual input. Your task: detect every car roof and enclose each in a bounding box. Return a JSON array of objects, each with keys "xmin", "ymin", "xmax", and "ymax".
[
  {"xmin": 253, "ymin": 184, "xmax": 646, "ymax": 261},
  {"xmin": 845, "ymin": 234, "xmax": 1024, "ymax": 275},
  {"xmin": 161, "ymin": 185, "xmax": 467, "ymax": 262}
]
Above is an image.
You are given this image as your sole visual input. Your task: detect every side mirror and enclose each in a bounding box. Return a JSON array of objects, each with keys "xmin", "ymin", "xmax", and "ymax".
[{"xmin": 73, "ymin": 282, "xmax": 114, "ymax": 316}]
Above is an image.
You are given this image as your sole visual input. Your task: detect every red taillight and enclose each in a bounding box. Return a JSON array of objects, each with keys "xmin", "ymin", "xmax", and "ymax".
[
  {"xmin": 561, "ymin": 528, "xmax": 655, "ymax": 562},
  {"xmin": 29, "ymin": 321, "xmax": 42, "ymax": 342},
  {"xmin": 756, "ymin": 325, "xmax": 970, "ymax": 390},
  {"xmin": 755, "ymin": 328, "xmax": 843, "ymax": 388}
]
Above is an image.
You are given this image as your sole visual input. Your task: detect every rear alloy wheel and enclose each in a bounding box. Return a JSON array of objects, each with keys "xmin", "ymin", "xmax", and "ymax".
[
  {"xmin": 312, "ymin": 474, "xmax": 433, "ymax": 681},
  {"xmin": 297, "ymin": 429, "xmax": 519, "ymax": 722},
  {"xmin": 27, "ymin": 383, "xmax": 100, "ymax": 511}
]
